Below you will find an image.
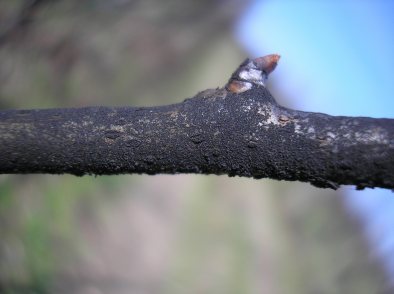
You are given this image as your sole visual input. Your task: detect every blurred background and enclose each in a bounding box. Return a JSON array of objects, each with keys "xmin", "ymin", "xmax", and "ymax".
[{"xmin": 0, "ymin": 0, "xmax": 393, "ymax": 293}]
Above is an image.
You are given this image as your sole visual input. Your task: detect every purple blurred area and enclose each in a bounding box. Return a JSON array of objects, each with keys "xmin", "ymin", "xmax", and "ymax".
[{"xmin": 0, "ymin": 1, "xmax": 393, "ymax": 293}]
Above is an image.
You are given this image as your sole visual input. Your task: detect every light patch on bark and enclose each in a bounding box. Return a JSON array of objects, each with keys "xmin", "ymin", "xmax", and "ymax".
[
  {"xmin": 82, "ymin": 120, "xmax": 94, "ymax": 126},
  {"xmin": 354, "ymin": 128, "xmax": 389, "ymax": 145},
  {"xmin": 63, "ymin": 121, "xmax": 79, "ymax": 128},
  {"xmin": 110, "ymin": 125, "xmax": 126, "ymax": 132},
  {"xmin": 257, "ymin": 106, "xmax": 280, "ymax": 126},
  {"xmin": 294, "ymin": 123, "xmax": 302, "ymax": 134}
]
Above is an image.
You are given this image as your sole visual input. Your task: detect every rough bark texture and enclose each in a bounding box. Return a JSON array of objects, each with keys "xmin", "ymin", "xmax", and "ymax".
[{"xmin": 0, "ymin": 86, "xmax": 393, "ymax": 190}]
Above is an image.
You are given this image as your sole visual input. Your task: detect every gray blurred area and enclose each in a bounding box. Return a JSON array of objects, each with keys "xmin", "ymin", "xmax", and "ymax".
[{"xmin": 0, "ymin": 1, "xmax": 391, "ymax": 293}]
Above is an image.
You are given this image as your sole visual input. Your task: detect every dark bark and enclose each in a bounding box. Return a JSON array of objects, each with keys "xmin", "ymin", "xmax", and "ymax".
[{"xmin": 0, "ymin": 86, "xmax": 393, "ymax": 190}]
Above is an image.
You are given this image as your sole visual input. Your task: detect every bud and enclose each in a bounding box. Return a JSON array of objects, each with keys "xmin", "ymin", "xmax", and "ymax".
[{"xmin": 226, "ymin": 54, "xmax": 280, "ymax": 94}]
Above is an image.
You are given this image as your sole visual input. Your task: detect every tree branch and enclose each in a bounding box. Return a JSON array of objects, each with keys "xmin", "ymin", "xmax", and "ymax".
[{"xmin": 0, "ymin": 55, "xmax": 393, "ymax": 190}]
